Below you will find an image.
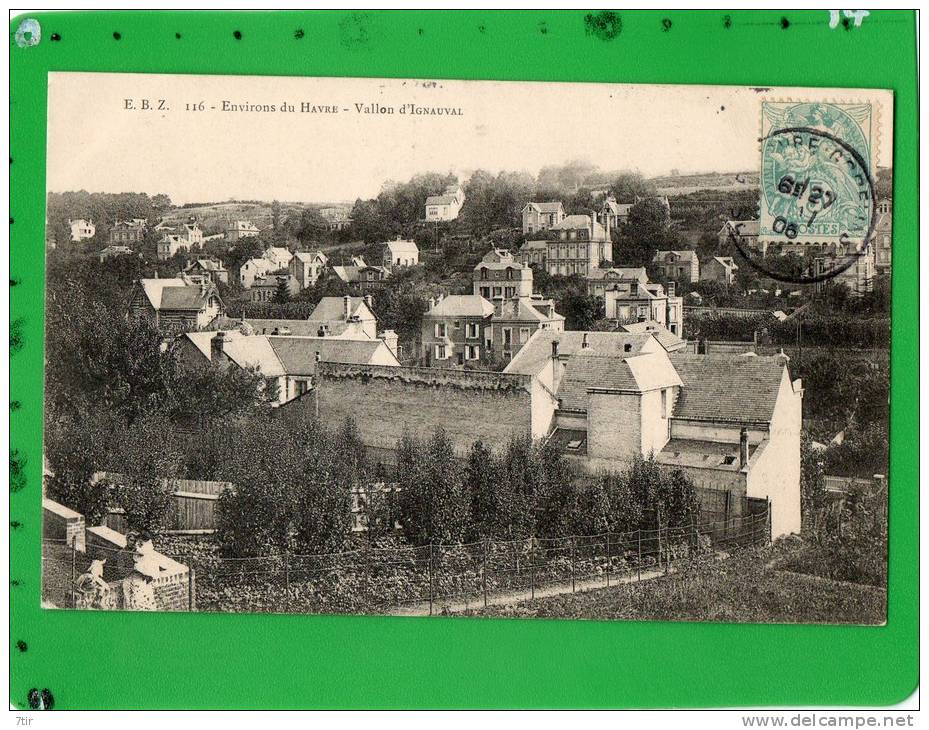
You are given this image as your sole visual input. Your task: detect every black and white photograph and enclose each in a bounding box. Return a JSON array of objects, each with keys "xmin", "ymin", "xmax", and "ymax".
[{"xmin": 41, "ymin": 72, "xmax": 892, "ymax": 624}]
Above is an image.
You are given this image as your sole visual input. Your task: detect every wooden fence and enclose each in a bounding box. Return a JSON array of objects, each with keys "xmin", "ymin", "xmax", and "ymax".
[{"xmin": 103, "ymin": 477, "xmax": 228, "ymax": 535}]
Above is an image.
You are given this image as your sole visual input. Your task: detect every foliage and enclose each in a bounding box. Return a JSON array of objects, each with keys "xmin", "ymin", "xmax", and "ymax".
[
  {"xmin": 272, "ymin": 277, "xmax": 291, "ymax": 304},
  {"xmin": 395, "ymin": 430, "xmax": 470, "ymax": 546},
  {"xmin": 822, "ymin": 421, "xmax": 889, "ymax": 479},
  {"xmin": 799, "ymin": 433, "xmax": 827, "ymax": 535},
  {"xmin": 214, "ymin": 418, "xmax": 353, "ymax": 557},
  {"xmin": 617, "ymin": 197, "xmax": 675, "ymax": 267},
  {"xmin": 106, "ymin": 411, "xmax": 185, "ymax": 533}
]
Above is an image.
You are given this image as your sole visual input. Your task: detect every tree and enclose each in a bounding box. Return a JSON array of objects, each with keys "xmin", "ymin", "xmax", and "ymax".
[
  {"xmin": 395, "ymin": 429, "xmax": 470, "ymax": 545},
  {"xmin": 272, "ymin": 277, "xmax": 291, "ymax": 304},
  {"xmin": 464, "ymin": 440, "xmax": 500, "ymax": 539},
  {"xmin": 619, "ymin": 197, "xmax": 674, "ymax": 267},
  {"xmin": 561, "ymin": 290, "xmax": 604, "ymax": 330},
  {"xmin": 107, "ymin": 411, "xmax": 184, "ymax": 533},
  {"xmin": 609, "ymin": 172, "xmax": 656, "ymax": 203},
  {"xmin": 800, "ymin": 433, "xmax": 827, "ymax": 535},
  {"xmin": 215, "ymin": 419, "xmax": 352, "ymax": 556}
]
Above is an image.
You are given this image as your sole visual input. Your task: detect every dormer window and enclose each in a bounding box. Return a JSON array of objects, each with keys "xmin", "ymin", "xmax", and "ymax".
[{"xmin": 480, "ymin": 267, "xmax": 488, "ymax": 280}]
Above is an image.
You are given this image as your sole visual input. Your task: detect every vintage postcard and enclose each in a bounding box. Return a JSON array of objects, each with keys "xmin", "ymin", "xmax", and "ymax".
[{"xmin": 41, "ymin": 73, "xmax": 891, "ymax": 624}]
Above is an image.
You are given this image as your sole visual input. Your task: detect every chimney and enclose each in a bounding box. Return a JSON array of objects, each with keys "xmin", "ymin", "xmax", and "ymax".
[
  {"xmin": 582, "ymin": 333, "xmax": 590, "ymax": 349},
  {"xmin": 667, "ymin": 281, "xmax": 676, "ymax": 298},
  {"xmin": 317, "ymin": 326, "xmax": 326, "ymax": 337},
  {"xmin": 315, "ymin": 351, "xmax": 321, "ymax": 363},
  {"xmin": 493, "ymin": 295, "xmax": 504, "ymax": 318},
  {"xmin": 551, "ymin": 339, "xmax": 559, "ymax": 359},
  {"xmin": 739, "ymin": 427, "xmax": 749, "ymax": 469},
  {"xmin": 210, "ymin": 331, "xmax": 227, "ymax": 362},
  {"xmin": 364, "ymin": 294, "xmax": 373, "ymax": 310},
  {"xmin": 343, "ymin": 294, "xmax": 351, "ymax": 320},
  {"xmin": 428, "ymin": 297, "xmax": 436, "ymax": 310}
]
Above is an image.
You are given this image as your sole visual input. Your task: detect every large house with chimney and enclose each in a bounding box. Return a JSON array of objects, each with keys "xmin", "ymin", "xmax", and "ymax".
[
  {"xmin": 128, "ymin": 275, "xmax": 224, "ymax": 333},
  {"xmin": 297, "ymin": 329, "xmax": 803, "ymax": 538},
  {"xmin": 545, "ymin": 215, "xmax": 612, "ymax": 276},
  {"xmin": 289, "ymin": 251, "xmax": 328, "ymax": 291},
  {"xmin": 425, "ymin": 184, "xmax": 465, "ymax": 221}
]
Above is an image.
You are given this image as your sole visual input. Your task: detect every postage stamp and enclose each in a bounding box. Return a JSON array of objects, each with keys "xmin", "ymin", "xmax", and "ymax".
[{"xmin": 755, "ymin": 102, "xmax": 876, "ymax": 280}]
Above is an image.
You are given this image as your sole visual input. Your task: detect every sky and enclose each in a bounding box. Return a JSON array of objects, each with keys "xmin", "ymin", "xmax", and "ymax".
[{"xmin": 47, "ymin": 73, "xmax": 893, "ymax": 205}]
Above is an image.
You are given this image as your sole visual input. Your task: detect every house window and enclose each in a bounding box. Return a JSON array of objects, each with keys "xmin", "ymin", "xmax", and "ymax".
[
  {"xmin": 661, "ymin": 388, "xmax": 668, "ymax": 418},
  {"xmin": 296, "ymin": 380, "xmax": 309, "ymax": 397},
  {"xmin": 493, "ymin": 287, "xmax": 502, "ymax": 297},
  {"xmin": 481, "ymin": 268, "xmax": 488, "ymax": 279},
  {"xmin": 465, "ymin": 345, "xmax": 480, "ymax": 360},
  {"xmin": 519, "ymin": 327, "xmax": 530, "ymax": 344},
  {"xmin": 435, "ymin": 323, "xmax": 447, "ymax": 338},
  {"xmin": 454, "ymin": 320, "xmax": 461, "ymax": 329},
  {"xmin": 480, "ymin": 287, "xmax": 490, "ymax": 298},
  {"xmin": 502, "ymin": 327, "xmax": 512, "ymax": 347},
  {"xmin": 466, "ymin": 322, "xmax": 480, "ymax": 339},
  {"xmin": 505, "ymin": 268, "xmax": 513, "ymax": 280},
  {"xmin": 434, "ymin": 344, "xmax": 447, "ymax": 360}
]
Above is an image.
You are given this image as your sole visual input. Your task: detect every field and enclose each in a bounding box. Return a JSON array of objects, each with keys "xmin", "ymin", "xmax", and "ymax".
[{"xmin": 457, "ymin": 538, "xmax": 886, "ymax": 624}]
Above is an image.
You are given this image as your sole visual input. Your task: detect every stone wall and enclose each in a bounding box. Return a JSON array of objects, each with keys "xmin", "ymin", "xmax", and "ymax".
[{"xmin": 297, "ymin": 363, "xmax": 535, "ymax": 457}]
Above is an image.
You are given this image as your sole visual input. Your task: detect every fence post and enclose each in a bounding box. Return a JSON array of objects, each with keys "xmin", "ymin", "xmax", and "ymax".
[
  {"xmin": 690, "ymin": 517, "xmax": 697, "ymax": 560},
  {"xmin": 606, "ymin": 532, "xmax": 611, "ymax": 588},
  {"xmin": 482, "ymin": 539, "xmax": 488, "ymax": 608},
  {"xmin": 767, "ymin": 497, "xmax": 773, "ymax": 543},
  {"xmin": 570, "ymin": 536, "xmax": 576, "ymax": 593},
  {"xmin": 529, "ymin": 538, "xmax": 535, "ymax": 600},
  {"xmin": 188, "ymin": 566, "xmax": 195, "ymax": 612},
  {"xmin": 636, "ymin": 529, "xmax": 642, "ymax": 581},
  {"xmin": 70, "ymin": 544, "xmax": 77, "ymax": 608},
  {"xmin": 428, "ymin": 543, "xmax": 434, "ymax": 616},
  {"xmin": 663, "ymin": 524, "xmax": 669, "ymax": 576}
]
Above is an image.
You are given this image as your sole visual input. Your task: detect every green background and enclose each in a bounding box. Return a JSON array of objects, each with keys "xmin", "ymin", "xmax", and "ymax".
[{"xmin": 9, "ymin": 10, "xmax": 918, "ymax": 709}]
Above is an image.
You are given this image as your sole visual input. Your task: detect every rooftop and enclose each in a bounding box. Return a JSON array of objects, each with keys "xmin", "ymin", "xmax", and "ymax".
[
  {"xmin": 427, "ymin": 295, "xmax": 495, "ymax": 318},
  {"xmin": 556, "ymin": 351, "xmax": 682, "ymax": 411},
  {"xmin": 504, "ymin": 330, "xmax": 659, "ymax": 377},
  {"xmin": 525, "ymin": 201, "xmax": 564, "ymax": 213},
  {"xmin": 656, "ymin": 438, "xmax": 750, "ymax": 472},
  {"xmin": 669, "ymin": 353, "xmax": 787, "ymax": 424},
  {"xmin": 308, "ymin": 296, "xmax": 374, "ymax": 323}
]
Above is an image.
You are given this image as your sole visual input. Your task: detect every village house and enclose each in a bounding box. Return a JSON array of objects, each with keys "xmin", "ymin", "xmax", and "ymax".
[
  {"xmin": 225, "ymin": 220, "xmax": 260, "ymax": 242},
  {"xmin": 109, "ymin": 219, "xmax": 147, "ymax": 245},
  {"xmin": 473, "ymin": 248, "xmax": 533, "ymax": 300},
  {"xmin": 545, "ymin": 215, "xmax": 612, "ymax": 276},
  {"xmin": 289, "ymin": 250, "xmax": 329, "ymax": 291},
  {"xmin": 599, "ymin": 195, "xmax": 635, "ymax": 232},
  {"xmin": 585, "ymin": 266, "xmax": 649, "ymax": 299},
  {"xmin": 331, "ymin": 257, "xmax": 390, "ymax": 293},
  {"xmin": 183, "ymin": 258, "xmax": 229, "ymax": 285},
  {"xmin": 425, "ymin": 184, "xmax": 466, "ymax": 221},
  {"xmin": 421, "ymin": 294, "xmax": 494, "ymax": 365},
  {"xmin": 157, "ymin": 222, "xmax": 204, "ymax": 260},
  {"xmin": 263, "ymin": 246, "xmax": 294, "ymax": 270},
  {"xmin": 719, "ymin": 219, "xmax": 765, "ymax": 255},
  {"xmin": 98, "ymin": 245, "xmax": 135, "ymax": 263},
  {"xmin": 617, "ymin": 319, "xmax": 688, "ymax": 352},
  {"xmin": 307, "ymin": 295, "xmax": 378, "ymax": 340},
  {"xmin": 701, "ymin": 256, "xmax": 739, "ymax": 286},
  {"xmin": 128, "ymin": 274, "xmax": 224, "ymax": 333},
  {"xmin": 69, "ymin": 218, "xmax": 96, "ymax": 241},
  {"xmin": 382, "ymin": 238, "xmax": 420, "ymax": 270},
  {"xmin": 598, "ymin": 274, "xmax": 684, "ymax": 337},
  {"xmin": 653, "ymin": 250, "xmax": 700, "ymax": 283},
  {"xmin": 521, "ymin": 201, "xmax": 565, "ymax": 235},
  {"xmin": 248, "ymin": 275, "xmax": 299, "ymax": 304},
  {"xmin": 812, "ymin": 248, "xmax": 875, "ymax": 297},
  {"xmin": 178, "ymin": 327, "xmax": 400, "ymax": 405},
  {"xmin": 514, "ymin": 240, "xmax": 548, "ymax": 268},
  {"xmin": 238, "ymin": 257, "xmax": 278, "ymax": 288},
  {"xmin": 487, "ymin": 295, "xmax": 565, "ymax": 362},
  {"xmin": 301, "ymin": 329, "xmax": 802, "ymax": 538}
]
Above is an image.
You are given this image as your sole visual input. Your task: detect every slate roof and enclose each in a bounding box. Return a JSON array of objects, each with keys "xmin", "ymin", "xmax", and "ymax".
[
  {"xmin": 587, "ymin": 266, "xmax": 648, "ymax": 283},
  {"xmin": 710, "ymin": 256, "xmax": 738, "ymax": 270},
  {"xmin": 525, "ymin": 201, "xmax": 564, "ymax": 213},
  {"xmin": 556, "ymin": 351, "xmax": 682, "ymax": 411},
  {"xmin": 384, "ymin": 239, "xmax": 419, "ymax": 255},
  {"xmin": 308, "ymin": 296, "xmax": 374, "ymax": 323},
  {"xmin": 293, "ymin": 250, "xmax": 327, "ymax": 264},
  {"xmin": 654, "ymin": 250, "xmax": 699, "ymax": 264},
  {"xmin": 187, "ymin": 258, "xmax": 227, "ymax": 273},
  {"xmin": 139, "ymin": 278, "xmax": 215, "ymax": 311},
  {"xmin": 669, "ymin": 353, "xmax": 786, "ymax": 424},
  {"xmin": 492, "ymin": 298, "xmax": 564, "ymax": 324},
  {"xmin": 504, "ymin": 330, "xmax": 658, "ymax": 377},
  {"xmin": 185, "ymin": 331, "xmax": 286, "ymax": 377},
  {"xmin": 267, "ymin": 337, "xmax": 396, "ymax": 377},
  {"xmin": 244, "ymin": 319, "xmax": 324, "ymax": 336},
  {"xmin": 426, "ymin": 295, "xmax": 494, "ymax": 318},
  {"xmin": 520, "ymin": 240, "xmax": 549, "ymax": 251},
  {"xmin": 551, "ymin": 214, "xmax": 607, "ymax": 241},
  {"xmin": 618, "ymin": 320, "xmax": 686, "ymax": 351},
  {"xmin": 720, "ymin": 220, "xmax": 760, "ymax": 237},
  {"xmin": 426, "ymin": 195, "xmax": 458, "ymax": 205}
]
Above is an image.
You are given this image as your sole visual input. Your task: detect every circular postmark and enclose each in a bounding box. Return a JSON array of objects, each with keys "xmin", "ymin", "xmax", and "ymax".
[{"xmin": 730, "ymin": 104, "xmax": 877, "ymax": 285}]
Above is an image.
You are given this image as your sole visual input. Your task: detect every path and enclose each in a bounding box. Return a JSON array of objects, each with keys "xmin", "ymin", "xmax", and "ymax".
[{"xmin": 388, "ymin": 564, "xmax": 678, "ymax": 617}]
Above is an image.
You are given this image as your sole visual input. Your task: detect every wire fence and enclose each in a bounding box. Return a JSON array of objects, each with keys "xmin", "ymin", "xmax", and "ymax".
[{"xmin": 43, "ymin": 508, "xmax": 770, "ymax": 615}]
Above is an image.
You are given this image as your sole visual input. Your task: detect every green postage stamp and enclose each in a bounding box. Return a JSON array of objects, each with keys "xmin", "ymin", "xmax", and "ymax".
[{"xmin": 760, "ymin": 101, "xmax": 876, "ymax": 250}]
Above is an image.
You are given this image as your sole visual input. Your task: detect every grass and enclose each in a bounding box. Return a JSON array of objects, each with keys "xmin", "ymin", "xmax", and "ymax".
[{"xmin": 458, "ymin": 540, "xmax": 886, "ymax": 625}]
